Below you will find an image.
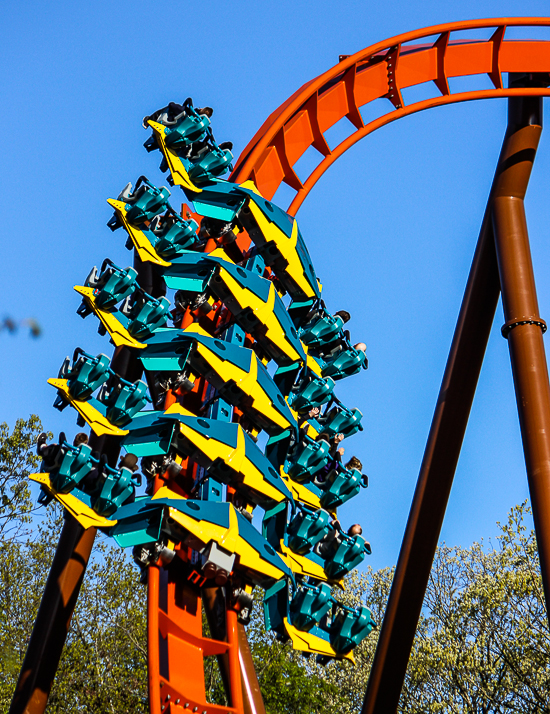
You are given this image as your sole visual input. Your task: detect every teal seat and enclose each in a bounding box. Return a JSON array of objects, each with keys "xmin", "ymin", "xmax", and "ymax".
[
  {"xmin": 299, "ymin": 311, "xmax": 344, "ymax": 349},
  {"xmin": 287, "ymin": 507, "xmax": 330, "ymax": 555},
  {"xmin": 188, "ymin": 147, "xmax": 233, "ymax": 182},
  {"xmin": 320, "ymin": 466, "xmax": 366, "ymax": 510},
  {"xmin": 290, "ymin": 582, "xmax": 333, "ymax": 632},
  {"xmin": 330, "ymin": 605, "xmax": 376, "ymax": 655},
  {"xmin": 92, "ymin": 464, "xmax": 139, "ymax": 517},
  {"xmin": 102, "ymin": 379, "xmax": 149, "ymax": 427},
  {"xmin": 290, "ymin": 375, "xmax": 335, "ymax": 412},
  {"xmin": 323, "ymin": 534, "xmax": 368, "ymax": 580},
  {"xmin": 319, "ymin": 405, "xmax": 363, "ymax": 438},
  {"xmin": 123, "ymin": 178, "xmax": 171, "ymax": 225},
  {"xmin": 287, "ymin": 437, "xmax": 330, "ymax": 483},
  {"xmin": 62, "ymin": 349, "xmax": 111, "ymax": 401},
  {"xmin": 322, "ymin": 346, "xmax": 367, "ymax": 381},
  {"xmin": 50, "ymin": 442, "xmax": 94, "ymax": 494},
  {"xmin": 85, "ymin": 260, "xmax": 138, "ymax": 310},
  {"xmin": 163, "ymin": 112, "xmax": 211, "ymax": 151},
  {"xmin": 124, "ymin": 294, "xmax": 170, "ymax": 340},
  {"xmin": 153, "ymin": 215, "xmax": 199, "ymax": 258}
]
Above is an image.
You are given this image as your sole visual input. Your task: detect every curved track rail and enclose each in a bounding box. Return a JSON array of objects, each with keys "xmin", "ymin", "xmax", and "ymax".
[{"xmin": 230, "ymin": 18, "xmax": 550, "ymax": 213}]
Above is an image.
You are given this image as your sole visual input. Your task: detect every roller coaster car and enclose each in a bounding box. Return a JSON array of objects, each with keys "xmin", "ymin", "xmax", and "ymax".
[
  {"xmin": 149, "ymin": 212, "xmax": 200, "ymax": 259},
  {"xmin": 75, "ymin": 284, "xmax": 168, "ymax": 349},
  {"xmin": 106, "ymin": 179, "xmax": 172, "ymax": 267},
  {"xmin": 263, "ymin": 501, "xmax": 367, "ymax": 583},
  {"xmin": 49, "ymin": 351, "xmax": 149, "ymax": 437},
  {"xmin": 208, "ymin": 261, "xmax": 307, "ymax": 366},
  {"xmin": 54, "ymin": 348, "xmax": 111, "ymax": 406},
  {"xmin": 321, "ymin": 344, "xmax": 368, "ymax": 381},
  {"xmin": 319, "ymin": 464, "xmax": 368, "ymax": 510},
  {"xmin": 263, "ymin": 579, "xmax": 373, "ymax": 660},
  {"xmin": 184, "ymin": 179, "xmax": 321, "ymax": 302},
  {"xmin": 119, "ymin": 292, "xmax": 170, "ymax": 341},
  {"xmin": 141, "ymin": 327, "xmax": 298, "ymax": 436}
]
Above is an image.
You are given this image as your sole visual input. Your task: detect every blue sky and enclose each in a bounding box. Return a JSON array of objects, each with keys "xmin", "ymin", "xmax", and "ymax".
[{"xmin": 2, "ymin": 1, "xmax": 550, "ymax": 573}]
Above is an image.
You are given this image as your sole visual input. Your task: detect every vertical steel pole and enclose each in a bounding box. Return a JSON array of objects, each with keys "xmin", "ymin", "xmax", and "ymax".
[
  {"xmin": 362, "ymin": 82, "xmax": 545, "ymax": 714},
  {"xmin": 492, "ymin": 85, "xmax": 550, "ymax": 615}
]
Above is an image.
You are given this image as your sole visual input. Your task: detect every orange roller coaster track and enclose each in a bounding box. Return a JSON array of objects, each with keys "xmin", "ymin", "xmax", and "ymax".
[{"xmin": 230, "ymin": 18, "xmax": 550, "ymax": 213}]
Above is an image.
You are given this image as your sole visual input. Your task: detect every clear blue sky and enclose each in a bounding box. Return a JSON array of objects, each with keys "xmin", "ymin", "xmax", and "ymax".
[{"xmin": 2, "ymin": 0, "xmax": 550, "ymax": 573}]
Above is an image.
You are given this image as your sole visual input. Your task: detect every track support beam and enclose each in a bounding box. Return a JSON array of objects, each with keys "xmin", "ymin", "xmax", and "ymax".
[{"xmin": 362, "ymin": 82, "xmax": 546, "ymax": 714}]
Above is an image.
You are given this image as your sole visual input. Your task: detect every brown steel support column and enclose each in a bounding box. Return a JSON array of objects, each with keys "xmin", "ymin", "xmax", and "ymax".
[
  {"xmin": 362, "ymin": 88, "xmax": 545, "ymax": 714},
  {"xmin": 492, "ymin": 89, "xmax": 550, "ymax": 615},
  {"xmin": 9, "ymin": 520, "xmax": 97, "ymax": 714}
]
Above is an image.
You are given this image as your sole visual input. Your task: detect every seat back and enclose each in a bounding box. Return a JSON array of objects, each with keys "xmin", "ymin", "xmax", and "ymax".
[
  {"xmin": 91, "ymin": 263, "xmax": 138, "ymax": 309},
  {"xmin": 51, "ymin": 443, "xmax": 94, "ymax": 494},
  {"xmin": 323, "ymin": 534, "xmax": 368, "ymax": 580},
  {"xmin": 104, "ymin": 380, "xmax": 149, "ymax": 426},
  {"xmin": 287, "ymin": 507, "xmax": 330, "ymax": 555},
  {"xmin": 289, "ymin": 582, "xmax": 332, "ymax": 632},
  {"xmin": 67, "ymin": 351, "xmax": 111, "ymax": 400},
  {"xmin": 287, "ymin": 438, "xmax": 330, "ymax": 482},
  {"xmin": 290, "ymin": 375, "xmax": 335, "ymax": 412},
  {"xmin": 330, "ymin": 605, "xmax": 376, "ymax": 655},
  {"xmin": 320, "ymin": 466, "xmax": 363, "ymax": 510},
  {"xmin": 127, "ymin": 295, "xmax": 170, "ymax": 340},
  {"xmin": 154, "ymin": 217, "xmax": 199, "ymax": 258},
  {"xmin": 164, "ymin": 113, "xmax": 210, "ymax": 150}
]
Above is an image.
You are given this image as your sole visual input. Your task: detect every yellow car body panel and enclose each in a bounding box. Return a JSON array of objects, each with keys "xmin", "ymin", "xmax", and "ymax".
[
  {"xmin": 177, "ymin": 422, "xmax": 286, "ymax": 505},
  {"xmin": 47, "ymin": 378, "xmax": 129, "ymax": 437},
  {"xmin": 147, "ymin": 120, "xmax": 202, "ymax": 193},
  {"xmin": 193, "ymin": 341, "xmax": 293, "ymax": 433},
  {"xmin": 107, "ymin": 198, "xmax": 170, "ymax": 267},
  {"xmin": 279, "ymin": 541, "xmax": 328, "ymax": 582},
  {"xmin": 167, "ymin": 504, "xmax": 286, "ymax": 582},
  {"xmin": 247, "ymin": 201, "xmax": 316, "ymax": 301},
  {"xmin": 73, "ymin": 286, "xmax": 146, "ymax": 350},
  {"xmin": 29, "ymin": 473, "xmax": 117, "ymax": 530},
  {"xmin": 283, "ymin": 618, "xmax": 354, "ymax": 663},
  {"xmin": 217, "ymin": 267, "xmax": 304, "ymax": 365},
  {"xmin": 280, "ymin": 469, "xmax": 321, "ymax": 510}
]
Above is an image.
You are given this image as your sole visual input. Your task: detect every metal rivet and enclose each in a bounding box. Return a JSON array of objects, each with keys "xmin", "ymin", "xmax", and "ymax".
[
  {"xmin": 166, "ymin": 694, "xmax": 171, "ymax": 700},
  {"xmin": 176, "ymin": 700, "xmax": 180, "ymax": 705}
]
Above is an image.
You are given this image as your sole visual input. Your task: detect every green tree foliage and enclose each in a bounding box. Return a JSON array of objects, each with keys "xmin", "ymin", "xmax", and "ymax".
[
  {"xmin": 1, "ymin": 417, "xmax": 549, "ymax": 713},
  {"xmin": 315, "ymin": 504, "xmax": 550, "ymax": 714},
  {"xmin": 0, "ymin": 418, "xmax": 147, "ymax": 713}
]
